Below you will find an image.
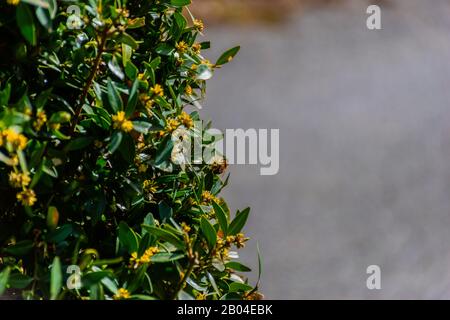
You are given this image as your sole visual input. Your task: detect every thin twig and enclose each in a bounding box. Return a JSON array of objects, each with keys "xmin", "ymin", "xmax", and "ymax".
[{"xmin": 69, "ymin": 28, "xmax": 109, "ymax": 135}]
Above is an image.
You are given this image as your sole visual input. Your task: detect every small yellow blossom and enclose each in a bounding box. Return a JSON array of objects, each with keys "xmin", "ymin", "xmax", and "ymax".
[
  {"xmin": 9, "ymin": 171, "xmax": 31, "ymax": 188},
  {"xmin": 7, "ymin": 0, "xmax": 20, "ymax": 5},
  {"xmin": 166, "ymin": 119, "xmax": 180, "ymax": 133},
  {"xmin": 181, "ymin": 222, "xmax": 191, "ymax": 233},
  {"xmin": 138, "ymin": 164, "xmax": 148, "ymax": 173},
  {"xmin": 150, "ymin": 84, "xmax": 164, "ymax": 97},
  {"xmin": 175, "ymin": 41, "xmax": 189, "ymax": 53},
  {"xmin": 114, "ymin": 288, "xmax": 130, "ymax": 300},
  {"xmin": 33, "ymin": 111, "xmax": 47, "ymax": 131},
  {"xmin": 193, "ymin": 19, "xmax": 204, "ymax": 32},
  {"xmin": 235, "ymin": 233, "xmax": 249, "ymax": 249},
  {"xmin": 112, "ymin": 111, "xmax": 134, "ymax": 133},
  {"xmin": 192, "ymin": 43, "xmax": 201, "ymax": 55},
  {"xmin": 185, "ymin": 85, "xmax": 193, "ymax": 96},
  {"xmin": 129, "ymin": 247, "xmax": 159, "ymax": 268},
  {"xmin": 143, "ymin": 180, "xmax": 157, "ymax": 194},
  {"xmin": 16, "ymin": 189, "xmax": 37, "ymax": 207},
  {"xmin": 201, "ymin": 191, "xmax": 218, "ymax": 204},
  {"xmin": 4, "ymin": 129, "xmax": 28, "ymax": 151},
  {"xmin": 49, "ymin": 123, "xmax": 61, "ymax": 131},
  {"xmin": 9, "ymin": 155, "xmax": 19, "ymax": 167},
  {"xmin": 196, "ymin": 293, "xmax": 206, "ymax": 300},
  {"xmin": 138, "ymin": 73, "xmax": 145, "ymax": 80},
  {"xmin": 177, "ymin": 111, "xmax": 193, "ymax": 129}
]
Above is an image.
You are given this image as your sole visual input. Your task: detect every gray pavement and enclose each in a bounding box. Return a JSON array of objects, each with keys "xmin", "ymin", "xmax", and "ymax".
[{"xmin": 202, "ymin": 0, "xmax": 450, "ymax": 299}]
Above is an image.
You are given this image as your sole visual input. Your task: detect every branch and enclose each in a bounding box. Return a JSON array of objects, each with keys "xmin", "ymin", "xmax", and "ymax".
[{"xmin": 69, "ymin": 28, "xmax": 109, "ymax": 135}]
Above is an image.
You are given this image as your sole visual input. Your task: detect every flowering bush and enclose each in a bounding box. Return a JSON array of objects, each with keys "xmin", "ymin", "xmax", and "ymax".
[{"xmin": 0, "ymin": 0, "xmax": 260, "ymax": 300}]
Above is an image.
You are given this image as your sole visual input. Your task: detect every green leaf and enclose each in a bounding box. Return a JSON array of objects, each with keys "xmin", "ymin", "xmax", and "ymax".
[
  {"xmin": 107, "ymin": 78, "xmax": 123, "ymax": 112},
  {"xmin": 118, "ymin": 33, "xmax": 138, "ymax": 50},
  {"xmin": 212, "ymin": 200, "xmax": 228, "ymax": 235},
  {"xmin": 158, "ymin": 201, "xmax": 173, "ymax": 223},
  {"xmin": 126, "ymin": 79, "xmax": 139, "ymax": 116},
  {"xmin": 108, "ymin": 131, "xmax": 123, "ymax": 154},
  {"xmin": 216, "ymin": 46, "xmax": 240, "ymax": 66},
  {"xmin": 141, "ymin": 225, "xmax": 184, "ymax": 249},
  {"xmin": 151, "ymin": 252, "xmax": 185, "ymax": 263},
  {"xmin": 200, "ymin": 217, "xmax": 217, "ymax": 249},
  {"xmin": 0, "ymin": 267, "xmax": 11, "ymax": 296},
  {"xmin": 155, "ymin": 43, "xmax": 174, "ymax": 56},
  {"xmin": 47, "ymin": 224, "xmax": 73, "ymax": 243},
  {"xmin": 127, "ymin": 17, "xmax": 146, "ymax": 29},
  {"xmin": 118, "ymin": 221, "xmax": 139, "ymax": 254},
  {"xmin": 228, "ymin": 282, "xmax": 253, "ymax": 293},
  {"xmin": 118, "ymin": 134, "xmax": 135, "ymax": 164},
  {"xmin": 3, "ymin": 240, "xmax": 33, "ymax": 256},
  {"xmin": 22, "ymin": 0, "xmax": 50, "ymax": 8},
  {"xmin": 225, "ymin": 262, "xmax": 252, "ymax": 272},
  {"xmin": 228, "ymin": 208, "xmax": 250, "ymax": 236},
  {"xmin": 82, "ymin": 271, "xmax": 113, "ymax": 287},
  {"xmin": 46, "ymin": 206, "xmax": 59, "ymax": 230},
  {"xmin": 8, "ymin": 274, "xmax": 33, "ymax": 289},
  {"xmin": 50, "ymin": 257, "xmax": 62, "ymax": 300},
  {"xmin": 64, "ymin": 137, "xmax": 94, "ymax": 152},
  {"xmin": 16, "ymin": 4, "xmax": 37, "ymax": 46},
  {"xmin": 154, "ymin": 136, "xmax": 174, "ymax": 165},
  {"xmin": 170, "ymin": 0, "xmax": 191, "ymax": 7},
  {"xmin": 122, "ymin": 44, "xmax": 132, "ymax": 67}
]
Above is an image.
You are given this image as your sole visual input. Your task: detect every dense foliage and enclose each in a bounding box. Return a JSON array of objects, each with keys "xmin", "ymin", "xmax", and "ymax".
[{"xmin": 0, "ymin": 0, "xmax": 260, "ymax": 300}]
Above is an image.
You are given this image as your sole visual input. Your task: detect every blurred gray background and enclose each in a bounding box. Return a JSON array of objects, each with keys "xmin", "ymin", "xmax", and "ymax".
[{"xmin": 200, "ymin": 0, "xmax": 450, "ymax": 299}]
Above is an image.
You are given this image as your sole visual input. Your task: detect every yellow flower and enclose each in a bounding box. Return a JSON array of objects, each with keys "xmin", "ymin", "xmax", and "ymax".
[
  {"xmin": 150, "ymin": 84, "xmax": 164, "ymax": 97},
  {"xmin": 181, "ymin": 222, "xmax": 191, "ymax": 233},
  {"xmin": 177, "ymin": 111, "xmax": 193, "ymax": 129},
  {"xmin": 16, "ymin": 189, "xmax": 37, "ymax": 207},
  {"xmin": 138, "ymin": 73, "xmax": 145, "ymax": 80},
  {"xmin": 114, "ymin": 288, "xmax": 130, "ymax": 300},
  {"xmin": 192, "ymin": 43, "xmax": 201, "ymax": 55},
  {"xmin": 9, "ymin": 171, "xmax": 31, "ymax": 188},
  {"xmin": 166, "ymin": 119, "xmax": 180, "ymax": 133},
  {"xmin": 9, "ymin": 155, "xmax": 19, "ymax": 167},
  {"xmin": 235, "ymin": 233, "xmax": 249, "ymax": 248},
  {"xmin": 201, "ymin": 191, "xmax": 217, "ymax": 204},
  {"xmin": 4, "ymin": 129, "xmax": 27, "ymax": 151},
  {"xmin": 112, "ymin": 111, "xmax": 133, "ymax": 133},
  {"xmin": 143, "ymin": 180, "xmax": 157, "ymax": 194},
  {"xmin": 138, "ymin": 164, "xmax": 148, "ymax": 173},
  {"xmin": 33, "ymin": 111, "xmax": 47, "ymax": 131},
  {"xmin": 175, "ymin": 41, "xmax": 189, "ymax": 53},
  {"xmin": 145, "ymin": 99, "xmax": 154, "ymax": 110},
  {"xmin": 7, "ymin": 0, "xmax": 20, "ymax": 5},
  {"xmin": 49, "ymin": 123, "xmax": 61, "ymax": 131},
  {"xmin": 193, "ymin": 19, "xmax": 204, "ymax": 32},
  {"xmin": 196, "ymin": 293, "xmax": 206, "ymax": 300},
  {"xmin": 185, "ymin": 85, "xmax": 193, "ymax": 96}
]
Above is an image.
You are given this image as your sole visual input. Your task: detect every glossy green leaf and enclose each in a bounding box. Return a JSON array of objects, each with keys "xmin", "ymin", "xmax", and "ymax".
[
  {"xmin": 16, "ymin": 4, "xmax": 37, "ymax": 46},
  {"xmin": 216, "ymin": 46, "xmax": 240, "ymax": 66},
  {"xmin": 0, "ymin": 267, "xmax": 11, "ymax": 296},
  {"xmin": 212, "ymin": 200, "xmax": 228, "ymax": 235},
  {"xmin": 228, "ymin": 208, "xmax": 250, "ymax": 235},
  {"xmin": 50, "ymin": 257, "xmax": 62, "ymax": 300},
  {"xmin": 200, "ymin": 217, "xmax": 217, "ymax": 249},
  {"xmin": 118, "ymin": 221, "xmax": 139, "ymax": 254},
  {"xmin": 107, "ymin": 78, "xmax": 123, "ymax": 112}
]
